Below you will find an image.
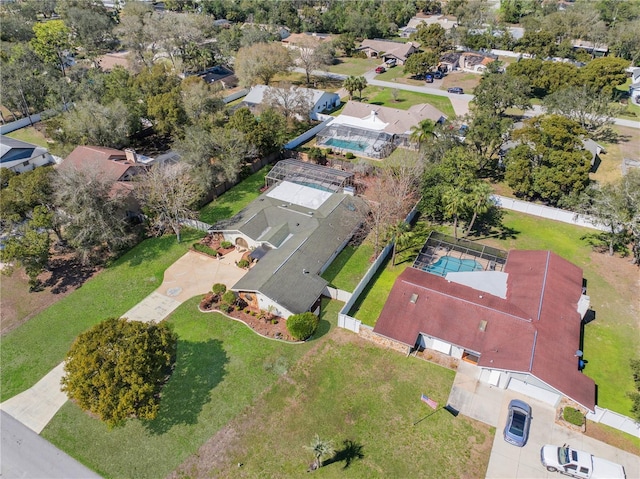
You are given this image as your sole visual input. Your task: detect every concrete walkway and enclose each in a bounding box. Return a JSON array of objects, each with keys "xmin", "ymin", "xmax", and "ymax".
[{"xmin": 0, "ymin": 250, "xmax": 247, "ymax": 434}]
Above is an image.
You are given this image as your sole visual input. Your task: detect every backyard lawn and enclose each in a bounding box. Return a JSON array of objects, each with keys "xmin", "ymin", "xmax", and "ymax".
[
  {"xmin": 321, "ymin": 244, "xmax": 374, "ymax": 291},
  {"xmin": 0, "ymin": 230, "xmax": 205, "ymax": 402},
  {"xmin": 361, "ymin": 86, "xmax": 456, "ymax": 118},
  {"xmin": 327, "ymin": 56, "xmax": 379, "ymax": 76},
  {"xmin": 6, "ymin": 126, "xmax": 50, "ymax": 148},
  {"xmin": 199, "ymin": 167, "xmax": 269, "ymax": 224}
]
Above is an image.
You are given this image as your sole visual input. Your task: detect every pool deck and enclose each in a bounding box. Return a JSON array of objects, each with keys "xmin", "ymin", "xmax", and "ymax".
[{"xmin": 415, "ymin": 246, "xmax": 503, "ymax": 275}]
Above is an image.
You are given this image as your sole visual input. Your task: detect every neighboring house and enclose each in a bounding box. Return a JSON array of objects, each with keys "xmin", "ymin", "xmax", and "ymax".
[
  {"xmin": 571, "ymin": 39, "xmax": 608, "ymax": 57},
  {"xmin": 315, "ymin": 101, "xmax": 446, "ymax": 159},
  {"xmin": 357, "ymin": 39, "xmax": 419, "ymax": 65},
  {"xmin": 399, "ymin": 14, "xmax": 458, "ymax": 37},
  {"xmin": 282, "ymin": 32, "xmax": 333, "ymax": 52},
  {"xmin": 210, "ymin": 160, "xmax": 366, "ymax": 319},
  {"xmin": 373, "ymin": 233, "xmax": 596, "ymax": 413},
  {"xmin": 59, "ymin": 146, "xmax": 146, "ymax": 218},
  {"xmin": 439, "ymin": 52, "xmax": 462, "ymax": 72},
  {"xmin": 197, "ymin": 65, "xmax": 238, "ymax": 89},
  {"xmin": 241, "ymin": 22, "xmax": 290, "ymax": 40},
  {"xmin": 459, "ymin": 51, "xmax": 497, "ymax": 72},
  {"xmin": 0, "ymin": 135, "xmax": 56, "ymax": 174},
  {"xmin": 629, "ymin": 67, "xmax": 640, "ymax": 105},
  {"xmin": 240, "ymin": 84, "xmax": 340, "ymax": 120}
]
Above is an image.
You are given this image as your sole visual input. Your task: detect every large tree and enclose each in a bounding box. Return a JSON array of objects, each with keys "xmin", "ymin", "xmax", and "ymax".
[
  {"xmin": 235, "ymin": 43, "xmax": 293, "ymax": 87},
  {"xmin": 61, "ymin": 0, "xmax": 115, "ymax": 62},
  {"xmin": 580, "ymin": 56, "xmax": 630, "ymax": 98},
  {"xmin": 30, "ymin": 20, "xmax": 73, "ymax": 77},
  {"xmin": 263, "ymin": 83, "xmax": 313, "ymax": 124},
  {"xmin": 410, "ymin": 23, "xmax": 451, "ymax": 54},
  {"xmin": 472, "ymin": 69, "xmax": 531, "ymax": 116},
  {"xmin": 342, "ymin": 75, "xmax": 367, "ymax": 100},
  {"xmin": 135, "ymin": 163, "xmax": 202, "ymax": 243},
  {"xmin": 403, "ymin": 51, "xmax": 439, "ymax": 77},
  {"xmin": 53, "ymin": 166, "xmax": 135, "ymax": 264},
  {"xmin": 61, "ymin": 318, "xmax": 178, "ymax": 428},
  {"xmin": 295, "ymin": 37, "xmax": 335, "ymax": 84},
  {"xmin": 59, "ymin": 100, "xmax": 134, "ymax": 148}
]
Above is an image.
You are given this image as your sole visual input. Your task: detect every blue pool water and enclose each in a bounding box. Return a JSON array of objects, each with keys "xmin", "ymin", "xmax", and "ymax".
[
  {"xmin": 322, "ymin": 138, "xmax": 368, "ymax": 152},
  {"xmin": 425, "ymin": 256, "xmax": 483, "ymax": 276}
]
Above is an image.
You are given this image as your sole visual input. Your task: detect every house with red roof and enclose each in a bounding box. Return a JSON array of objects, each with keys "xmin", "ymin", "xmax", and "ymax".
[{"xmin": 373, "ymin": 236, "xmax": 596, "ymax": 412}]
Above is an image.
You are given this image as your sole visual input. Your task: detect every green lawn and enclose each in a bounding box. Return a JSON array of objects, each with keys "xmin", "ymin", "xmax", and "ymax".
[
  {"xmin": 6, "ymin": 126, "xmax": 50, "ymax": 148},
  {"xmin": 0, "ymin": 230, "xmax": 205, "ymax": 402},
  {"xmin": 321, "ymin": 244, "xmax": 374, "ymax": 291},
  {"xmin": 478, "ymin": 211, "xmax": 639, "ymax": 415},
  {"xmin": 362, "ymin": 86, "xmax": 456, "ymax": 117},
  {"xmin": 205, "ymin": 335, "xmax": 492, "ymax": 478},
  {"xmin": 199, "ymin": 167, "xmax": 269, "ymax": 224},
  {"xmin": 327, "ymin": 56, "xmax": 380, "ymax": 76},
  {"xmin": 41, "ymin": 298, "xmax": 318, "ymax": 479}
]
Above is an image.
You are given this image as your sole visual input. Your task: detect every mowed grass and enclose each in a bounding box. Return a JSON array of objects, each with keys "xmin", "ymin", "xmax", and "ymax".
[
  {"xmin": 0, "ymin": 230, "xmax": 205, "ymax": 402},
  {"xmin": 6, "ymin": 126, "xmax": 50, "ymax": 148},
  {"xmin": 208, "ymin": 334, "xmax": 492, "ymax": 478},
  {"xmin": 327, "ymin": 56, "xmax": 379, "ymax": 76},
  {"xmin": 41, "ymin": 298, "xmax": 316, "ymax": 479},
  {"xmin": 479, "ymin": 211, "xmax": 639, "ymax": 415},
  {"xmin": 199, "ymin": 167, "xmax": 269, "ymax": 224},
  {"xmin": 363, "ymin": 86, "xmax": 456, "ymax": 117},
  {"xmin": 321, "ymin": 243, "xmax": 374, "ymax": 291}
]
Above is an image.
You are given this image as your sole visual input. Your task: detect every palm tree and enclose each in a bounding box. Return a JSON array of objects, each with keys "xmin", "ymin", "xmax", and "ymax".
[
  {"xmin": 343, "ymin": 75, "xmax": 358, "ymax": 100},
  {"xmin": 306, "ymin": 434, "xmax": 334, "ymax": 471},
  {"xmin": 409, "ymin": 119, "xmax": 437, "ymax": 146},
  {"xmin": 442, "ymin": 186, "xmax": 467, "ymax": 240},
  {"xmin": 464, "ymin": 182, "xmax": 494, "ymax": 237},
  {"xmin": 389, "ymin": 220, "xmax": 413, "ymax": 266}
]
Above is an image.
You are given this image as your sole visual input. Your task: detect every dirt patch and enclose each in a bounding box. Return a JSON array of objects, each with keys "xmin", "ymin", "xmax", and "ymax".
[
  {"xmin": 0, "ymin": 252, "xmax": 99, "ymax": 335},
  {"xmin": 441, "ymin": 71, "xmax": 482, "ymax": 93}
]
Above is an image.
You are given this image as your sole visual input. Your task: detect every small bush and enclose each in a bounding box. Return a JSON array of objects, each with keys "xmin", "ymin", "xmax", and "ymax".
[
  {"xmin": 345, "ymin": 152, "xmax": 355, "ymax": 159},
  {"xmin": 237, "ymin": 259, "xmax": 250, "ymax": 268},
  {"xmin": 219, "ymin": 304, "xmax": 231, "ymax": 313},
  {"xmin": 563, "ymin": 407, "xmax": 585, "ymax": 426},
  {"xmin": 222, "ymin": 290, "xmax": 237, "ymax": 305},
  {"xmin": 308, "ymin": 147, "xmax": 326, "ymax": 164},
  {"xmin": 325, "ymin": 148, "xmax": 333, "ymax": 155},
  {"xmin": 220, "ymin": 240, "xmax": 233, "ymax": 249},
  {"xmin": 193, "ymin": 243, "xmax": 218, "ymax": 257},
  {"xmin": 212, "ymin": 283, "xmax": 227, "ymax": 295},
  {"xmin": 286, "ymin": 312, "xmax": 319, "ymax": 340}
]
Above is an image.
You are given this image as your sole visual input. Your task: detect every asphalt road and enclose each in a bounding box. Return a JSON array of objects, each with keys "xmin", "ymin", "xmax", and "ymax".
[{"xmin": 0, "ymin": 410, "xmax": 102, "ymax": 479}]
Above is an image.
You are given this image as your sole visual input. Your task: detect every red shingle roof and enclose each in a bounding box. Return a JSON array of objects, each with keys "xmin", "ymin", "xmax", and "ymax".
[
  {"xmin": 61, "ymin": 146, "xmax": 132, "ymax": 183},
  {"xmin": 373, "ymin": 250, "xmax": 596, "ymax": 411}
]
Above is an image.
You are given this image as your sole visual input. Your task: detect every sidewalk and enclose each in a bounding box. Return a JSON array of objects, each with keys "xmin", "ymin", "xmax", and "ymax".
[{"xmin": 0, "ymin": 250, "xmax": 247, "ymax": 433}]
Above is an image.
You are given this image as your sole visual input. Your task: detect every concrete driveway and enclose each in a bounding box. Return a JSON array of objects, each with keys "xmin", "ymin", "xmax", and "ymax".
[
  {"xmin": 447, "ymin": 362, "xmax": 639, "ymax": 479},
  {"xmin": 0, "ymin": 250, "xmax": 247, "ymax": 434}
]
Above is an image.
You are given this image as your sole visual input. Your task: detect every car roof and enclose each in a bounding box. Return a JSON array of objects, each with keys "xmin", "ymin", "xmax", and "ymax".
[{"xmin": 508, "ymin": 399, "xmax": 531, "ymax": 412}]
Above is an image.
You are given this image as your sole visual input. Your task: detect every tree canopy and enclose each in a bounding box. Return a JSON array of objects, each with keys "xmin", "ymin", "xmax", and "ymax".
[{"xmin": 61, "ymin": 318, "xmax": 178, "ymax": 428}]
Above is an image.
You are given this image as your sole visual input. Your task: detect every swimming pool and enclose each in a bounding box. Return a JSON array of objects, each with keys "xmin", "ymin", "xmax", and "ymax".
[
  {"xmin": 424, "ymin": 256, "xmax": 483, "ymax": 276},
  {"xmin": 321, "ymin": 138, "xmax": 368, "ymax": 152}
]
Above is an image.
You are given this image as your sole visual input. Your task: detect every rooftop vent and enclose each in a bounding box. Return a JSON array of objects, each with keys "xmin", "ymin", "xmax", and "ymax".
[
  {"xmin": 410, "ymin": 293, "xmax": 418, "ymax": 304},
  {"xmin": 479, "ymin": 320, "xmax": 487, "ymax": 332}
]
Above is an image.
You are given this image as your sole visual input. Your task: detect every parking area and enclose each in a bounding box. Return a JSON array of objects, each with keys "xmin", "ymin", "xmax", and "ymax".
[{"xmin": 448, "ymin": 362, "xmax": 640, "ymax": 479}]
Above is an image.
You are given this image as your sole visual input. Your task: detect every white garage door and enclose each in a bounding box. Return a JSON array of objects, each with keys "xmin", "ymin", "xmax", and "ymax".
[{"xmin": 507, "ymin": 378, "xmax": 561, "ymax": 407}]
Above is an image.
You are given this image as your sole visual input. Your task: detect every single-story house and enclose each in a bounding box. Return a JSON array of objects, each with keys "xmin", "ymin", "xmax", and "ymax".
[
  {"xmin": 373, "ymin": 237, "xmax": 596, "ymax": 412},
  {"xmin": 240, "ymin": 84, "xmax": 340, "ymax": 120},
  {"xmin": 0, "ymin": 135, "xmax": 56, "ymax": 174},
  {"xmin": 357, "ymin": 39, "xmax": 419, "ymax": 65},
  {"xmin": 438, "ymin": 52, "xmax": 462, "ymax": 72},
  {"xmin": 315, "ymin": 101, "xmax": 446, "ymax": 159},
  {"xmin": 399, "ymin": 14, "xmax": 458, "ymax": 37},
  {"xmin": 209, "ymin": 160, "xmax": 366, "ymax": 319},
  {"xmin": 241, "ymin": 22, "xmax": 290, "ymax": 40},
  {"xmin": 459, "ymin": 51, "xmax": 497, "ymax": 72},
  {"xmin": 571, "ymin": 39, "xmax": 608, "ymax": 57},
  {"xmin": 59, "ymin": 146, "xmax": 146, "ymax": 218},
  {"xmin": 282, "ymin": 32, "xmax": 333, "ymax": 51},
  {"xmin": 629, "ymin": 68, "xmax": 640, "ymax": 105},
  {"xmin": 198, "ymin": 65, "xmax": 238, "ymax": 89}
]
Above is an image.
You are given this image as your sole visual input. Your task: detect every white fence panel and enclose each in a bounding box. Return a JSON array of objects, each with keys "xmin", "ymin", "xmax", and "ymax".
[
  {"xmin": 338, "ymin": 313, "xmax": 360, "ymax": 333},
  {"xmin": 323, "ymin": 286, "xmax": 352, "ymax": 302},
  {"xmin": 587, "ymin": 406, "xmax": 640, "ymax": 438},
  {"xmin": 284, "ymin": 117, "xmax": 334, "ymax": 150},
  {"xmin": 223, "ymin": 89, "xmax": 249, "ymax": 104}
]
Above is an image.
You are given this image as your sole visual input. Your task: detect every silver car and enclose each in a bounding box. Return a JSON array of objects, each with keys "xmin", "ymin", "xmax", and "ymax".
[{"xmin": 503, "ymin": 399, "xmax": 532, "ymax": 447}]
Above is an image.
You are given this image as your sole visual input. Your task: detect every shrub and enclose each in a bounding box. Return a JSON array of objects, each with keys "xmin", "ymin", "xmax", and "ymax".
[
  {"xmin": 193, "ymin": 243, "xmax": 218, "ymax": 257},
  {"xmin": 325, "ymin": 148, "xmax": 333, "ymax": 155},
  {"xmin": 220, "ymin": 240, "xmax": 233, "ymax": 249},
  {"xmin": 219, "ymin": 303, "xmax": 231, "ymax": 313},
  {"xmin": 221, "ymin": 290, "xmax": 237, "ymax": 306},
  {"xmin": 345, "ymin": 152, "xmax": 355, "ymax": 159},
  {"xmin": 237, "ymin": 259, "xmax": 250, "ymax": 268},
  {"xmin": 212, "ymin": 283, "xmax": 227, "ymax": 295},
  {"xmin": 286, "ymin": 312, "xmax": 319, "ymax": 340},
  {"xmin": 563, "ymin": 407, "xmax": 585, "ymax": 426},
  {"xmin": 308, "ymin": 147, "xmax": 326, "ymax": 164}
]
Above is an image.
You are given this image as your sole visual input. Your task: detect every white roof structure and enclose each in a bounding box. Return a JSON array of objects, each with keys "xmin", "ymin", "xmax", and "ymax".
[
  {"xmin": 243, "ymin": 85, "xmax": 337, "ymax": 109},
  {"xmin": 445, "ymin": 271, "xmax": 509, "ymax": 299},
  {"xmin": 266, "ymin": 181, "xmax": 332, "ymax": 210}
]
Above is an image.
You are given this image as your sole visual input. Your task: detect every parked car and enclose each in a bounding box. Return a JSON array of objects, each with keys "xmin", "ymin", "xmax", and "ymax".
[
  {"xmin": 425, "ymin": 74, "xmax": 434, "ymax": 83},
  {"xmin": 434, "ymin": 71, "xmax": 444, "ymax": 79},
  {"xmin": 541, "ymin": 445, "xmax": 626, "ymax": 478},
  {"xmin": 447, "ymin": 87, "xmax": 464, "ymax": 94},
  {"xmin": 385, "ymin": 58, "xmax": 397, "ymax": 67},
  {"xmin": 375, "ymin": 66, "xmax": 386, "ymax": 74},
  {"xmin": 503, "ymin": 399, "xmax": 531, "ymax": 447}
]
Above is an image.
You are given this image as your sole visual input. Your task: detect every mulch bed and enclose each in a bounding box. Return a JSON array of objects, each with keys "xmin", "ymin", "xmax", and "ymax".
[
  {"xmin": 199, "ymin": 294, "xmax": 297, "ymax": 342},
  {"xmin": 200, "ymin": 234, "xmax": 235, "ymax": 256}
]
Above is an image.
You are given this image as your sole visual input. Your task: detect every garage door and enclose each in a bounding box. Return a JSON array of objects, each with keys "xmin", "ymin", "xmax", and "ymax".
[{"xmin": 507, "ymin": 378, "xmax": 561, "ymax": 407}]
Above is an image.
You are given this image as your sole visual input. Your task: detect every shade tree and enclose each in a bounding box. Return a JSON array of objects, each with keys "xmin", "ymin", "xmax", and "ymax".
[
  {"xmin": 235, "ymin": 43, "xmax": 293, "ymax": 87},
  {"xmin": 403, "ymin": 51, "xmax": 439, "ymax": 78}
]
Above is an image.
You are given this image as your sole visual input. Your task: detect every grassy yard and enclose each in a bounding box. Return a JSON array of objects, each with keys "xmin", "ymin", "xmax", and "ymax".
[
  {"xmin": 327, "ymin": 56, "xmax": 379, "ymax": 76},
  {"xmin": 199, "ymin": 167, "xmax": 269, "ymax": 224},
  {"xmin": 477, "ymin": 211, "xmax": 639, "ymax": 415},
  {"xmin": 0, "ymin": 230, "xmax": 205, "ymax": 402},
  {"xmin": 361, "ymin": 86, "xmax": 456, "ymax": 117},
  {"xmin": 321, "ymin": 244, "xmax": 374, "ymax": 291},
  {"xmin": 6, "ymin": 126, "xmax": 50, "ymax": 148},
  {"xmin": 41, "ymin": 298, "xmax": 319, "ymax": 479}
]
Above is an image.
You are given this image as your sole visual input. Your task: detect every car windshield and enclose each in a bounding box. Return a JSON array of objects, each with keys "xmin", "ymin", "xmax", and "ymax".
[
  {"xmin": 558, "ymin": 446, "xmax": 570, "ymax": 465},
  {"xmin": 509, "ymin": 411, "xmax": 526, "ymax": 436}
]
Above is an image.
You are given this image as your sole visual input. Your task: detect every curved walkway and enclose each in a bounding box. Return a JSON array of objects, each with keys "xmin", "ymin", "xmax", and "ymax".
[{"xmin": 0, "ymin": 250, "xmax": 246, "ymax": 434}]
